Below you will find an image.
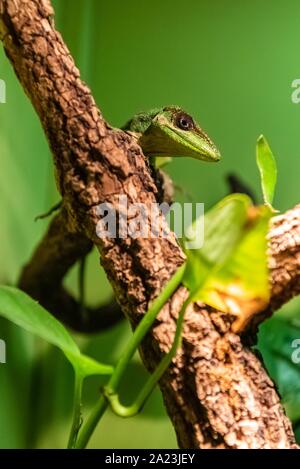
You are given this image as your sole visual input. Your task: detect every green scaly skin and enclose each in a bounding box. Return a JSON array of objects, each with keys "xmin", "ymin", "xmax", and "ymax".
[
  {"xmin": 122, "ymin": 105, "xmax": 221, "ymax": 203},
  {"xmin": 122, "ymin": 105, "xmax": 221, "ymax": 163}
]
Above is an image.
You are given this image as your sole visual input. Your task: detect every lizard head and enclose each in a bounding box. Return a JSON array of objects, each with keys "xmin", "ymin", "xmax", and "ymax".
[{"xmin": 137, "ymin": 106, "xmax": 221, "ymax": 162}]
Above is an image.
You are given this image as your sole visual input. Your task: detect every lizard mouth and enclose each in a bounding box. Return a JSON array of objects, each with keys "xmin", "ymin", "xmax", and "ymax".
[
  {"xmin": 166, "ymin": 126, "xmax": 221, "ymax": 162},
  {"xmin": 139, "ymin": 115, "xmax": 221, "ymax": 162},
  {"xmin": 153, "ymin": 113, "xmax": 221, "ymax": 162}
]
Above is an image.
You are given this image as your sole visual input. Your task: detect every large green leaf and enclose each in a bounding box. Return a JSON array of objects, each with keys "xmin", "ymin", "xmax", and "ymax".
[
  {"xmin": 0, "ymin": 286, "xmax": 113, "ymax": 377},
  {"xmin": 184, "ymin": 194, "xmax": 252, "ymax": 292},
  {"xmin": 256, "ymin": 135, "xmax": 277, "ymax": 210},
  {"xmin": 183, "ymin": 195, "xmax": 272, "ymax": 331},
  {"xmin": 194, "ymin": 193, "xmax": 251, "ymax": 266}
]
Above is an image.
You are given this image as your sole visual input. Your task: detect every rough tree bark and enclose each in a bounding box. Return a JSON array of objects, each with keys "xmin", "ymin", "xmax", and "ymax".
[{"xmin": 0, "ymin": 0, "xmax": 299, "ymax": 448}]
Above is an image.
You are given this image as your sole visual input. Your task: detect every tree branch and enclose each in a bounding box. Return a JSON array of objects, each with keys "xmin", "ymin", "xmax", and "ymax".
[{"xmin": 1, "ymin": 0, "xmax": 299, "ymax": 448}]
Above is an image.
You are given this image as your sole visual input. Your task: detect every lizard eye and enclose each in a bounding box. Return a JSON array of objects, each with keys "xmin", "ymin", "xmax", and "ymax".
[{"xmin": 175, "ymin": 113, "xmax": 194, "ymax": 131}]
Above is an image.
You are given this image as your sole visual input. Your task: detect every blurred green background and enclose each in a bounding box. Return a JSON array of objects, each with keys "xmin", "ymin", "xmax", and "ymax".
[{"xmin": 1, "ymin": 0, "xmax": 300, "ymax": 448}]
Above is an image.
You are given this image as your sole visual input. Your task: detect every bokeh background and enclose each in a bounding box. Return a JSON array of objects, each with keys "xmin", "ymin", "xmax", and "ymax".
[{"xmin": 0, "ymin": 0, "xmax": 300, "ymax": 448}]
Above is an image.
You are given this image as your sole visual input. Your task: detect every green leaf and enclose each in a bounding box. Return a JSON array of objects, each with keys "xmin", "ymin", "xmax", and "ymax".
[
  {"xmin": 256, "ymin": 135, "xmax": 277, "ymax": 210},
  {"xmin": 0, "ymin": 286, "xmax": 113, "ymax": 377},
  {"xmin": 0, "ymin": 286, "xmax": 79, "ymax": 355},
  {"xmin": 197, "ymin": 193, "xmax": 251, "ymax": 266},
  {"xmin": 183, "ymin": 195, "xmax": 272, "ymax": 331},
  {"xmin": 183, "ymin": 194, "xmax": 252, "ymax": 293}
]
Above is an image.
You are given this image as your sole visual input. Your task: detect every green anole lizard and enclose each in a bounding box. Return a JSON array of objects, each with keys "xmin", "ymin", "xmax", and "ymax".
[
  {"xmin": 122, "ymin": 105, "xmax": 220, "ymax": 206},
  {"xmin": 122, "ymin": 105, "xmax": 220, "ymax": 164}
]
